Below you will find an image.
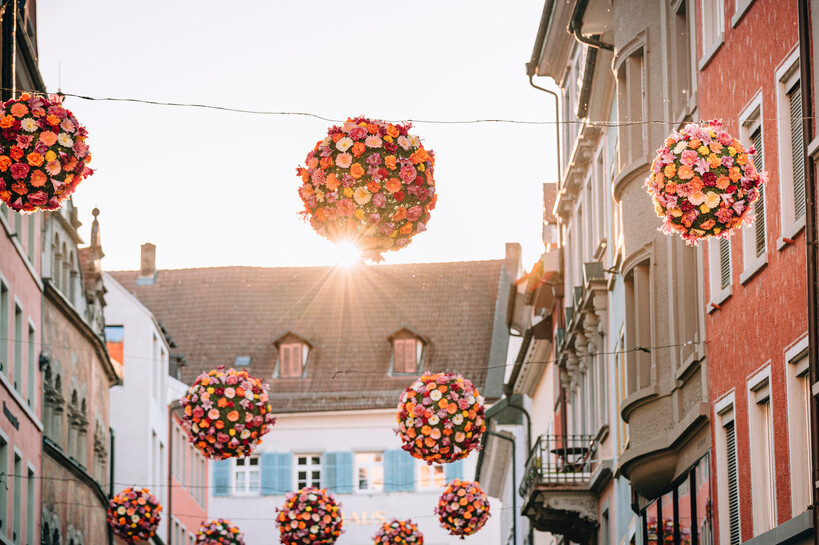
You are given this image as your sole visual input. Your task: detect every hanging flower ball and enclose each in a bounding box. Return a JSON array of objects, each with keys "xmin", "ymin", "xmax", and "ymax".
[
  {"xmin": 373, "ymin": 519, "xmax": 424, "ymax": 544},
  {"xmin": 195, "ymin": 519, "xmax": 245, "ymax": 545},
  {"xmin": 296, "ymin": 116, "xmax": 436, "ymax": 261},
  {"xmin": 276, "ymin": 487, "xmax": 344, "ymax": 545},
  {"xmin": 436, "ymin": 479, "xmax": 491, "ymax": 538},
  {"xmin": 395, "ymin": 372, "xmax": 486, "ymax": 464},
  {"xmin": 645, "ymin": 119, "xmax": 766, "ymax": 245},
  {"xmin": 179, "ymin": 365, "xmax": 277, "ymax": 459},
  {"xmin": 107, "ymin": 487, "xmax": 162, "ymax": 543},
  {"xmin": 0, "ymin": 93, "xmax": 93, "ymax": 213}
]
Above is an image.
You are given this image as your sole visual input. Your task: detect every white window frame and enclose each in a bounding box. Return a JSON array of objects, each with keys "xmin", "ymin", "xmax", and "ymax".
[
  {"xmin": 233, "ymin": 455, "xmax": 261, "ymax": 496},
  {"xmin": 738, "ymin": 92, "xmax": 768, "ymax": 283},
  {"xmin": 707, "ymin": 237, "xmax": 732, "ymax": 310},
  {"xmin": 416, "ymin": 461, "xmax": 445, "ymax": 490},
  {"xmin": 294, "ymin": 453, "xmax": 322, "ymax": 490},
  {"xmin": 747, "ymin": 365, "xmax": 776, "ymax": 536},
  {"xmin": 714, "ymin": 392, "xmax": 740, "ymax": 545},
  {"xmin": 355, "ymin": 452, "xmax": 384, "ymax": 494},
  {"xmin": 731, "ymin": 0, "xmax": 755, "ymax": 27},
  {"xmin": 699, "ymin": 0, "xmax": 725, "ymax": 69},
  {"xmin": 775, "ymin": 48, "xmax": 805, "ymax": 247},
  {"xmin": 784, "ymin": 335, "xmax": 811, "ymax": 515}
]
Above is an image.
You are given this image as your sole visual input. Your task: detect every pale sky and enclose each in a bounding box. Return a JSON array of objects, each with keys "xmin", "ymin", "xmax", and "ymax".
[{"xmin": 36, "ymin": 1, "xmax": 558, "ymax": 271}]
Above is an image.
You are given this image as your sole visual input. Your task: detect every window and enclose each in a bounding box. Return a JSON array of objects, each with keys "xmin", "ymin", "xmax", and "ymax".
[
  {"xmin": 295, "ymin": 454, "xmax": 322, "ymax": 489},
  {"xmin": 700, "ymin": 0, "xmax": 724, "ymax": 63},
  {"xmin": 786, "ymin": 338, "xmax": 811, "ymax": 514},
  {"xmin": 668, "ymin": 0, "xmax": 693, "ymax": 120},
  {"xmin": 417, "ymin": 463, "xmax": 445, "ymax": 489},
  {"xmin": 0, "ymin": 436, "xmax": 6, "ymax": 531},
  {"xmin": 708, "ymin": 236, "xmax": 732, "ymax": 307},
  {"xmin": 13, "ymin": 304, "xmax": 22, "ymax": 391},
  {"xmin": 776, "ymin": 52, "xmax": 805, "ymax": 240},
  {"xmin": 13, "ymin": 453, "xmax": 21, "ymax": 544},
  {"xmin": 616, "ymin": 44, "xmax": 646, "ymax": 167},
  {"xmin": 356, "ymin": 452, "xmax": 384, "ymax": 493},
  {"xmin": 234, "ymin": 456, "xmax": 261, "ymax": 494},
  {"xmin": 280, "ymin": 343, "xmax": 304, "ymax": 377},
  {"xmin": 750, "ymin": 126, "xmax": 766, "ymax": 256},
  {"xmin": 788, "ymin": 80, "xmax": 806, "ymax": 221},
  {"xmin": 105, "ymin": 326, "xmax": 124, "ymax": 365},
  {"xmin": 624, "ymin": 260, "xmax": 651, "ymax": 394},
  {"xmin": 234, "ymin": 356, "xmax": 251, "ymax": 367},
  {"xmin": 26, "ymin": 214, "xmax": 34, "ymax": 264},
  {"xmin": 152, "ymin": 335, "xmax": 159, "ymax": 399},
  {"xmin": 26, "ymin": 325, "xmax": 34, "ymax": 409},
  {"xmin": 393, "ymin": 339, "xmax": 418, "ymax": 374},
  {"xmin": 615, "ymin": 333, "xmax": 629, "ymax": 453},
  {"xmin": 0, "ymin": 280, "xmax": 8, "ymax": 374},
  {"xmin": 748, "ymin": 371, "xmax": 775, "ymax": 535},
  {"xmin": 715, "ymin": 398, "xmax": 740, "ymax": 545},
  {"xmin": 26, "ymin": 468, "xmax": 33, "ymax": 545},
  {"xmin": 737, "ymin": 94, "xmax": 767, "ymax": 282}
]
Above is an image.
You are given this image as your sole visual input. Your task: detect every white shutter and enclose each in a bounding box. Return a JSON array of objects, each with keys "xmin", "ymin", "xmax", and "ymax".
[
  {"xmin": 725, "ymin": 421, "xmax": 741, "ymax": 545},
  {"xmin": 751, "ymin": 127, "xmax": 766, "ymax": 256},
  {"xmin": 719, "ymin": 238, "xmax": 731, "ymax": 289},
  {"xmin": 789, "ymin": 82, "xmax": 806, "ymax": 220}
]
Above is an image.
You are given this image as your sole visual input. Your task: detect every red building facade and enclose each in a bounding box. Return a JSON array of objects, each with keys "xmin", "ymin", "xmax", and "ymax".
[{"xmin": 697, "ymin": 2, "xmax": 812, "ymax": 545}]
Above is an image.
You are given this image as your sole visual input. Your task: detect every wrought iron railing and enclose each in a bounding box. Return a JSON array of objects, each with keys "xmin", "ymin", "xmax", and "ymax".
[{"xmin": 519, "ymin": 434, "xmax": 599, "ymax": 498}]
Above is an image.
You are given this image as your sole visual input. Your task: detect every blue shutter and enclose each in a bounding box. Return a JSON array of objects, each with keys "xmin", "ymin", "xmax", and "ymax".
[
  {"xmin": 398, "ymin": 450, "xmax": 416, "ymax": 492},
  {"xmin": 384, "ymin": 450, "xmax": 399, "ymax": 492},
  {"xmin": 212, "ymin": 459, "xmax": 231, "ymax": 496},
  {"xmin": 336, "ymin": 452, "xmax": 354, "ymax": 494},
  {"xmin": 260, "ymin": 453, "xmax": 276, "ymax": 495},
  {"xmin": 445, "ymin": 459, "xmax": 463, "ymax": 482},
  {"xmin": 324, "ymin": 452, "xmax": 338, "ymax": 492},
  {"xmin": 261, "ymin": 453, "xmax": 292, "ymax": 495}
]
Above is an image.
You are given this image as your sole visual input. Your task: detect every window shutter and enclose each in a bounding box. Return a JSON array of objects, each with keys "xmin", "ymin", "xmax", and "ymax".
[
  {"xmin": 394, "ymin": 340, "xmax": 407, "ymax": 373},
  {"xmin": 404, "ymin": 340, "xmax": 417, "ymax": 372},
  {"xmin": 751, "ymin": 127, "xmax": 766, "ymax": 256},
  {"xmin": 789, "ymin": 82, "xmax": 806, "ymax": 220},
  {"xmin": 292, "ymin": 344, "xmax": 303, "ymax": 375},
  {"xmin": 719, "ymin": 238, "xmax": 731, "ymax": 289},
  {"xmin": 445, "ymin": 459, "xmax": 463, "ymax": 482},
  {"xmin": 260, "ymin": 453, "xmax": 276, "ymax": 495},
  {"xmin": 280, "ymin": 344, "xmax": 303, "ymax": 377},
  {"xmin": 384, "ymin": 450, "xmax": 399, "ymax": 492},
  {"xmin": 324, "ymin": 452, "xmax": 337, "ymax": 491},
  {"xmin": 212, "ymin": 459, "xmax": 231, "ymax": 496},
  {"xmin": 399, "ymin": 450, "xmax": 416, "ymax": 492},
  {"xmin": 280, "ymin": 346, "xmax": 292, "ymax": 377},
  {"xmin": 261, "ymin": 453, "xmax": 292, "ymax": 495},
  {"xmin": 725, "ymin": 422, "xmax": 741, "ymax": 545},
  {"xmin": 335, "ymin": 451, "xmax": 354, "ymax": 493}
]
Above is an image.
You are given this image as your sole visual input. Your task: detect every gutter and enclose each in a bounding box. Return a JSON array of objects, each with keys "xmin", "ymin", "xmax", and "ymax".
[
  {"xmin": 576, "ymin": 44, "xmax": 598, "ymax": 119},
  {"xmin": 568, "ymin": 0, "xmax": 614, "ymax": 51}
]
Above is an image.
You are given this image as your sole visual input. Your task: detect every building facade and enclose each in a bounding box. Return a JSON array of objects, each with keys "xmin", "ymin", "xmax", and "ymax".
[
  {"xmin": 109, "ymin": 244, "xmax": 516, "ymax": 544},
  {"xmin": 697, "ymin": 2, "xmax": 814, "ymax": 545},
  {"xmin": 40, "ymin": 205, "xmax": 118, "ymax": 545}
]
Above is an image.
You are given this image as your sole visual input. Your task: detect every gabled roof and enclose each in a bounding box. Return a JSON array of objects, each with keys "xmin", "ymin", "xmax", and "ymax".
[{"xmin": 109, "ymin": 260, "xmax": 508, "ymax": 413}]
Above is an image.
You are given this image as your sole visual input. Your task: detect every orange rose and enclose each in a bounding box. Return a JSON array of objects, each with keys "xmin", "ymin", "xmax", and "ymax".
[
  {"xmin": 663, "ymin": 164, "xmax": 677, "ymax": 178},
  {"xmin": 331, "ymin": 132, "xmax": 343, "ymax": 143},
  {"xmin": 367, "ymin": 180, "xmax": 381, "ymax": 193},
  {"xmin": 46, "ymin": 114, "xmax": 60, "ymax": 126},
  {"xmin": 421, "ymin": 425, "xmax": 431, "ymax": 436},
  {"xmin": 367, "ymin": 123, "xmax": 378, "ymax": 134},
  {"xmin": 351, "ymin": 142, "xmax": 366, "ymax": 158},
  {"xmin": 690, "ymin": 177, "xmax": 704, "ymax": 192},
  {"xmin": 320, "ymin": 156, "xmax": 334, "ymax": 169},
  {"xmin": 399, "ymin": 222, "xmax": 413, "ymax": 235},
  {"xmin": 385, "ymin": 178, "xmax": 401, "ymax": 193},
  {"xmin": 708, "ymin": 154, "xmax": 721, "ymax": 169},
  {"xmin": 227, "ymin": 410, "xmax": 240, "ymax": 422},
  {"xmin": 349, "ymin": 163, "xmax": 365, "ymax": 179},
  {"xmin": 26, "ymin": 152, "xmax": 43, "ymax": 167},
  {"xmin": 716, "ymin": 176, "xmax": 731, "ymax": 189},
  {"xmin": 214, "ymin": 420, "xmax": 224, "ymax": 430},
  {"xmin": 391, "ymin": 207, "xmax": 407, "ymax": 221},
  {"xmin": 384, "ymin": 155, "xmax": 397, "ymax": 170},
  {"xmin": 729, "ymin": 167, "xmax": 741, "ymax": 181},
  {"xmin": 736, "ymin": 153, "xmax": 748, "ymax": 166},
  {"xmin": 11, "ymin": 181, "xmax": 27, "ymax": 194},
  {"xmin": 386, "ymin": 125, "xmax": 400, "ymax": 138},
  {"xmin": 0, "ymin": 156, "xmax": 11, "ymax": 172},
  {"xmin": 409, "ymin": 152, "xmax": 422, "ymax": 165},
  {"xmin": 217, "ymin": 397, "xmax": 228, "ymax": 408},
  {"xmin": 0, "ymin": 115, "xmax": 14, "ymax": 129},
  {"xmin": 665, "ymin": 182, "xmax": 677, "ymax": 194},
  {"xmin": 688, "ymin": 138, "xmax": 701, "ymax": 149},
  {"xmin": 9, "ymin": 147, "xmax": 23, "ymax": 161}
]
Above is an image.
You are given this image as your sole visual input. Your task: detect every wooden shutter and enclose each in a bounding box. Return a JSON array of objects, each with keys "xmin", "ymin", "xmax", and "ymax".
[
  {"xmin": 725, "ymin": 421, "xmax": 741, "ymax": 545},
  {"xmin": 719, "ymin": 238, "xmax": 731, "ymax": 289},
  {"xmin": 789, "ymin": 82, "xmax": 806, "ymax": 220},
  {"xmin": 212, "ymin": 459, "xmax": 231, "ymax": 496},
  {"xmin": 394, "ymin": 339, "xmax": 417, "ymax": 373},
  {"xmin": 751, "ymin": 127, "xmax": 766, "ymax": 256},
  {"xmin": 280, "ymin": 344, "xmax": 303, "ymax": 377}
]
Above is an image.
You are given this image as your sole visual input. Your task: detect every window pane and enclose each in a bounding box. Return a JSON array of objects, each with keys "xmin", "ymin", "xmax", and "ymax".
[
  {"xmin": 661, "ymin": 491, "xmax": 674, "ymax": 545},
  {"xmin": 249, "ymin": 471, "xmax": 260, "ymax": 492},
  {"xmin": 311, "ymin": 470, "xmax": 321, "ymax": 485},
  {"xmin": 646, "ymin": 500, "xmax": 659, "ymax": 545},
  {"xmin": 298, "ymin": 457, "xmax": 307, "ymax": 465},
  {"xmin": 358, "ymin": 468, "xmax": 368, "ymax": 490},
  {"xmin": 235, "ymin": 472, "xmax": 245, "ymax": 492},
  {"xmin": 312, "ymin": 456, "xmax": 320, "ymax": 465},
  {"xmin": 236, "ymin": 458, "xmax": 245, "ymax": 466},
  {"xmin": 249, "ymin": 457, "xmax": 259, "ymax": 466}
]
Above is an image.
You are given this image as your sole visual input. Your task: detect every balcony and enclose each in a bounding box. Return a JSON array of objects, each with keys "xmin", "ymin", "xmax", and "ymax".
[{"xmin": 520, "ymin": 434, "xmax": 604, "ymax": 544}]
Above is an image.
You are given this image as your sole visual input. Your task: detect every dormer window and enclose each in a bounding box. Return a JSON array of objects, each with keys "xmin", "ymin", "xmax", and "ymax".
[
  {"xmin": 274, "ymin": 333, "xmax": 311, "ymax": 378},
  {"xmin": 390, "ymin": 329, "xmax": 426, "ymax": 375}
]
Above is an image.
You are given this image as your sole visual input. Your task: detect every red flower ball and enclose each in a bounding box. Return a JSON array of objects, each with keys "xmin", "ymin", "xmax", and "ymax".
[
  {"xmin": 373, "ymin": 519, "xmax": 424, "ymax": 544},
  {"xmin": 436, "ymin": 479, "xmax": 491, "ymax": 538},
  {"xmin": 0, "ymin": 93, "xmax": 93, "ymax": 213},
  {"xmin": 195, "ymin": 519, "xmax": 245, "ymax": 545},
  {"xmin": 395, "ymin": 372, "xmax": 486, "ymax": 464},
  {"xmin": 276, "ymin": 487, "xmax": 344, "ymax": 545},
  {"xmin": 107, "ymin": 487, "xmax": 162, "ymax": 543},
  {"xmin": 180, "ymin": 366, "xmax": 277, "ymax": 459},
  {"xmin": 296, "ymin": 116, "xmax": 436, "ymax": 261}
]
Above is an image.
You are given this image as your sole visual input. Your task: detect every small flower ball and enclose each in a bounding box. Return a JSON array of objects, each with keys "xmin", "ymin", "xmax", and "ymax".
[
  {"xmin": 436, "ymin": 479, "xmax": 491, "ymax": 538},
  {"xmin": 296, "ymin": 116, "xmax": 436, "ymax": 261},
  {"xmin": 107, "ymin": 487, "xmax": 162, "ymax": 543},
  {"xmin": 180, "ymin": 365, "xmax": 277, "ymax": 459},
  {"xmin": 0, "ymin": 93, "xmax": 93, "ymax": 213},
  {"xmin": 395, "ymin": 372, "xmax": 486, "ymax": 464},
  {"xmin": 373, "ymin": 519, "xmax": 424, "ymax": 544},
  {"xmin": 645, "ymin": 119, "xmax": 766, "ymax": 244},
  {"xmin": 276, "ymin": 487, "xmax": 344, "ymax": 545},
  {"xmin": 195, "ymin": 519, "xmax": 245, "ymax": 545}
]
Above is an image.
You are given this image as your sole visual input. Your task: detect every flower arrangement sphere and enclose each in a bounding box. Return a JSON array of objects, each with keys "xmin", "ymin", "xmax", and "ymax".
[
  {"xmin": 373, "ymin": 519, "xmax": 424, "ymax": 544},
  {"xmin": 195, "ymin": 519, "xmax": 245, "ymax": 545},
  {"xmin": 179, "ymin": 365, "xmax": 277, "ymax": 459},
  {"xmin": 395, "ymin": 372, "xmax": 486, "ymax": 464},
  {"xmin": 436, "ymin": 479, "xmax": 491, "ymax": 538},
  {"xmin": 646, "ymin": 119, "xmax": 766, "ymax": 244},
  {"xmin": 107, "ymin": 487, "xmax": 162, "ymax": 543},
  {"xmin": 276, "ymin": 487, "xmax": 344, "ymax": 545},
  {"xmin": 0, "ymin": 92, "xmax": 93, "ymax": 212},
  {"xmin": 296, "ymin": 116, "xmax": 436, "ymax": 261}
]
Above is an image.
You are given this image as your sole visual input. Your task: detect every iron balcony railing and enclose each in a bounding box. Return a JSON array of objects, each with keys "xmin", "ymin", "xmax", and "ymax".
[{"xmin": 520, "ymin": 434, "xmax": 599, "ymax": 498}]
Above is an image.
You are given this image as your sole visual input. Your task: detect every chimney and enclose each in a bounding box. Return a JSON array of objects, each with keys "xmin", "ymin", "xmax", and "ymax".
[
  {"xmin": 505, "ymin": 242, "xmax": 522, "ymax": 280},
  {"xmin": 136, "ymin": 243, "xmax": 157, "ymax": 285}
]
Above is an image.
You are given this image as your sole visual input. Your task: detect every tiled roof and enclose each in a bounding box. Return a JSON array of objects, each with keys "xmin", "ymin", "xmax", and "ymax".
[{"xmin": 109, "ymin": 260, "xmax": 508, "ymax": 413}]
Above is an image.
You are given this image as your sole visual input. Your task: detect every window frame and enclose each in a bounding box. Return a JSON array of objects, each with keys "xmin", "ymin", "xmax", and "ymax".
[
  {"xmin": 784, "ymin": 336, "xmax": 811, "ymax": 515},
  {"xmin": 714, "ymin": 392, "xmax": 741, "ymax": 545},
  {"xmin": 232, "ymin": 455, "xmax": 261, "ymax": 496},
  {"xmin": 416, "ymin": 461, "xmax": 445, "ymax": 490},
  {"xmin": 774, "ymin": 49, "xmax": 805, "ymax": 247},
  {"xmin": 355, "ymin": 452, "xmax": 384, "ymax": 494},
  {"xmin": 747, "ymin": 366, "xmax": 776, "ymax": 535},
  {"xmin": 737, "ymin": 92, "xmax": 768, "ymax": 283},
  {"xmin": 699, "ymin": 0, "xmax": 725, "ymax": 70},
  {"xmin": 277, "ymin": 342, "xmax": 308, "ymax": 378},
  {"xmin": 294, "ymin": 453, "xmax": 322, "ymax": 490},
  {"xmin": 707, "ymin": 236, "xmax": 732, "ymax": 310}
]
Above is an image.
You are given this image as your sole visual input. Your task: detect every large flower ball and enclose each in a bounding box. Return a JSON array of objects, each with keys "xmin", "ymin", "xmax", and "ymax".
[
  {"xmin": 276, "ymin": 487, "xmax": 344, "ymax": 545},
  {"xmin": 180, "ymin": 365, "xmax": 277, "ymax": 459},
  {"xmin": 395, "ymin": 372, "xmax": 486, "ymax": 464},
  {"xmin": 296, "ymin": 116, "xmax": 436, "ymax": 261},
  {"xmin": 646, "ymin": 119, "xmax": 766, "ymax": 245},
  {"xmin": 373, "ymin": 519, "xmax": 424, "ymax": 544},
  {"xmin": 107, "ymin": 487, "xmax": 162, "ymax": 543},
  {"xmin": 436, "ymin": 479, "xmax": 491, "ymax": 538},
  {"xmin": 195, "ymin": 519, "xmax": 245, "ymax": 545},
  {"xmin": 0, "ymin": 93, "xmax": 93, "ymax": 213}
]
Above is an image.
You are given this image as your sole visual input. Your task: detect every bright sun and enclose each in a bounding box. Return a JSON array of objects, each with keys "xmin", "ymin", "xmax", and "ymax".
[{"xmin": 331, "ymin": 241, "xmax": 362, "ymax": 267}]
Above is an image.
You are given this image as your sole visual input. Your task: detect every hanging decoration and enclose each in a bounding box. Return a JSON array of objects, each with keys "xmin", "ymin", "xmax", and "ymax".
[
  {"xmin": 646, "ymin": 119, "xmax": 766, "ymax": 244},
  {"xmin": 195, "ymin": 519, "xmax": 245, "ymax": 545},
  {"xmin": 436, "ymin": 479, "xmax": 491, "ymax": 538},
  {"xmin": 107, "ymin": 487, "xmax": 162, "ymax": 543},
  {"xmin": 373, "ymin": 519, "xmax": 424, "ymax": 544},
  {"xmin": 0, "ymin": 93, "xmax": 93, "ymax": 213},
  {"xmin": 276, "ymin": 487, "xmax": 344, "ymax": 545},
  {"xmin": 395, "ymin": 372, "xmax": 486, "ymax": 464},
  {"xmin": 296, "ymin": 116, "xmax": 436, "ymax": 261},
  {"xmin": 179, "ymin": 365, "xmax": 277, "ymax": 459}
]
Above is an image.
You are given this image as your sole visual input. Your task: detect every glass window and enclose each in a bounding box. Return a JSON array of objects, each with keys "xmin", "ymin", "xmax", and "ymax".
[
  {"xmin": 296, "ymin": 454, "xmax": 322, "ymax": 489},
  {"xmin": 356, "ymin": 452, "xmax": 384, "ymax": 493},
  {"xmin": 234, "ymin": 456, "xmax": 260, "ymax": 494},
  {"xmin": 417, "ymin": 463, "xmax": 445, "ymax": 489}
]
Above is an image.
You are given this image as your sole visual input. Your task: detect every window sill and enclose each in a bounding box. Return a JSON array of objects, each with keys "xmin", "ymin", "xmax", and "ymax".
[
  {"xmin": 731, "ymin": 0, "xmax": 755, "ymax": 27},
  {"xmin": 708, "ymin": 286, "xmax": 732, "ymax": 313},
  {"xmin": 777, "ymin": 217, "xmax": 806, "ymax": 251},
  {"xmin": 698, "ymin": 34, "xmax": 724, "ymax": 71},
  {"xmin": 740, "ymin": 252, "xmax": 768, "ymax": 285}
]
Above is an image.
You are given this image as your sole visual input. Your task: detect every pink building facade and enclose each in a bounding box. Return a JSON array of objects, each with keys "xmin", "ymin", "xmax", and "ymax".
[{"xmin": 169, "ymin": 411, "xmax": 208, "ymax": 543}]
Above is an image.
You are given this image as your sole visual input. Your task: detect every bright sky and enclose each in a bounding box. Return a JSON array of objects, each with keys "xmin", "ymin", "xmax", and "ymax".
[{"xmin": 36, "ymin": 1, "xmax": 558, "ymax": 271}]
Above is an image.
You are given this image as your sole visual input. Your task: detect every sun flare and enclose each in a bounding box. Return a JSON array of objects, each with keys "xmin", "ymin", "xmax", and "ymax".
[{"xmin": 331, "ymin": 241, "xmax": 362, "ymax": 267}]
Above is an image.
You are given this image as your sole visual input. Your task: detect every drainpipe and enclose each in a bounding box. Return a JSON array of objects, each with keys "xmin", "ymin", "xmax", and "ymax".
[
  {"xmin": 486, "ymin": 430, "xmax": 517, "ymax": 545},
  {"xmin": 527, "ymin": 74, "xmax": 563, "ymax": 186},
  {"xmin": 168, "ymin": 405, "xmax": 173, "ymax": 545},
  {"xmin": 797, "ymin": 3, "xmax": 819, "ymax": 545},
  {"xmin": 109, "ymin": 427, "xmax": 115, "ymax": 545},
  {"xmin": 568, "ymin": 0, "xmax": 614, "ymax": 51}
]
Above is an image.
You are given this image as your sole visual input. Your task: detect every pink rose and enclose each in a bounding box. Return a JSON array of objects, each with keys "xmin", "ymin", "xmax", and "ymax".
[
  {"xmin": 399, "ymin": 165, "xmax": 417, "ymax": 184},
  {"xmin": 10, "ymin": 163, "xmax": 30, "ymax": 179},
  {"xmin": 348, "ymin": 126, "xmax": 367, "ymax": 141},
  {"xmin": 27, "ymin": 191, "xmax": 48, "ymax": 205}
]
